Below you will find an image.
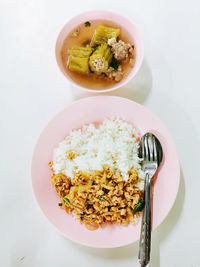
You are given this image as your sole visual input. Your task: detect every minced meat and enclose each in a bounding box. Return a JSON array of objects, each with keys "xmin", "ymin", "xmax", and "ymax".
[
  {"xmin": 90, "ymin": 58, "xmax": 105, "ymax": 74},
  {"xmin": 108, "ymin": 37, "xmax": 134, "ymax": 61},
  {"xmin": 105, "ymin": 65, "xmax": 123, "ymax": 82}
]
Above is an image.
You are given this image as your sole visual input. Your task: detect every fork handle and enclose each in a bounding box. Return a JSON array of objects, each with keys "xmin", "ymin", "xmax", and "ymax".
[{"xmin": 138, "ymin": 173, "xmax": 153, "ymax": 267}]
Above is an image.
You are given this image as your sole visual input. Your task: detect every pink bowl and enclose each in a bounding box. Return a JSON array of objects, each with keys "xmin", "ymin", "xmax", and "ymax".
[
  {"xmin": 32, "ymin": 96, "xmax": 180, "ymax": 248},
  {"xmin": 55, "ymin": 10, "xmax": 144, "ymax": 93}
]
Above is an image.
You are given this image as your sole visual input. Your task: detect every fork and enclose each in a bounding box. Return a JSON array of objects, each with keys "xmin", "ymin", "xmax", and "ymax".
[{"xmin": 138, "ymin": 133, "xmax": 163, "ymax": 267}]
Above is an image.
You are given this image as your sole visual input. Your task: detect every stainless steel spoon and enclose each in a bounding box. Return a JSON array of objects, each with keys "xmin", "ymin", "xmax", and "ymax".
[{"xmin": 138, "ymin": 133, "xmax": 163, "ymax": 267}]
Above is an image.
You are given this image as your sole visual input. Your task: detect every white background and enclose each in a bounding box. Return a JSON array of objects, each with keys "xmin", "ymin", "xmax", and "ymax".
[{"xmin": 1, "ymin": 0, "xmax": 200, "ymax": 266}]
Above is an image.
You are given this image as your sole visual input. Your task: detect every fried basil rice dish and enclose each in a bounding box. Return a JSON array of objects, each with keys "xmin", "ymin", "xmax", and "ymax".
[{"xmin": 49, "ymin": 119, "xmax": 144, "ymax": 230}]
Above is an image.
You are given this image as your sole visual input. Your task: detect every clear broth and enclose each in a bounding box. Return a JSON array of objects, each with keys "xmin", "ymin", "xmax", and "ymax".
[{"xmin": 61, "ymin": 20, "xmax": 135, "ymax": 90}]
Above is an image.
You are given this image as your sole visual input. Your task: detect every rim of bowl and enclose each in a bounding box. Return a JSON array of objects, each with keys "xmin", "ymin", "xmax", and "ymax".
[{"xmin": 55, "ymin": 10, "xmax": 144, "ymax": 93}]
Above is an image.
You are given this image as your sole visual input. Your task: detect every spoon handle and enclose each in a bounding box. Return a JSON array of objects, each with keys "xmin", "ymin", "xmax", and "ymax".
[{"xmin": 138, "ymin": 173, "xmax": 153, "ymax": 267}]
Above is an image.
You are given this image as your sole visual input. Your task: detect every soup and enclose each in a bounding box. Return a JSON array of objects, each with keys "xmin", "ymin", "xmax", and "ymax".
[{"xmin": 61, "ymin": 20, "xmax": 135, "ymax": 90}]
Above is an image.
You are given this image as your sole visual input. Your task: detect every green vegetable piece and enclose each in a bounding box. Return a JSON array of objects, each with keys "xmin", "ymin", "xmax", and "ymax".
[
  {"xmin": 69, "ymin": 46, "xmax": 92, "ymax": 58},
  {"xmin": 63, "ymin": 197, "xmax": 71, "ymax": 205},
  {"xmin": 89, "ymin": 43, "xmax": 112, "ymax": 74},
  {"xmin": 98, "ymin": 196, "xmax": 105, "ymax": 202},
  {"xmin": 91, "ymin": 25, "xmax": 120, "ymax": 46},
  {"xmin": 110, "ymin": 57, "xmax": 119, "ymax": 71},
  {"xmin": 69, "ymin": 57, "xmax": 90, "ymax": 74},
  {"xmin": 84, "ymin": 21, "xmax": 91, "ymax": 27},
  {"xmin": 132, "ymin": 199, "xmax": 145, "ymax": 215},
  {"xmin": 68, "ymin": 46, "xmax": 93, "ymax": 74}
]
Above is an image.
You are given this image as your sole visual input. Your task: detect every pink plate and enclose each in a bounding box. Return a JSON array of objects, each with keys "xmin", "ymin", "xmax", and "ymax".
[{"xmin": 31, "ymin": 96, "xmax": 180, "ymax": 248}]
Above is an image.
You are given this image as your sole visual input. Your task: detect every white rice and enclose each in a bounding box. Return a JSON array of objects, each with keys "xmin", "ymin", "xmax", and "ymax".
[{"xmin": 52, "ymin": 118, "xmax": 144, "ymax": 183}]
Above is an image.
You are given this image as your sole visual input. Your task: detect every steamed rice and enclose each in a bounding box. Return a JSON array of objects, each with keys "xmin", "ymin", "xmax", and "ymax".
[{"xmin": 52, "ymin": 118, "xmax": 144, "ymax": 183}]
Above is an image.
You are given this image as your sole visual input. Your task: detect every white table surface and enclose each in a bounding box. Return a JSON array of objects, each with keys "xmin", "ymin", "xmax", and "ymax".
[{"xmin": 1, "ymin": 0, "xmax": 200, "ymax": 266}]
